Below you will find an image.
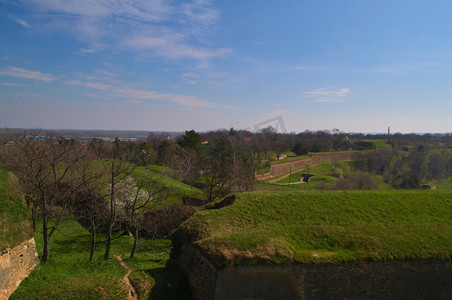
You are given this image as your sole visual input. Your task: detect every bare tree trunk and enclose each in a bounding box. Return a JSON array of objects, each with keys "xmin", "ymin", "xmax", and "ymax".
[
  {"xmin": 32, "ymin": 204, "xmax": 37, "ymax": 232},
  {"xmin": 89, "ymin": 219, "xmax": 96, "ymax": 262},
  {"xmin": 130, "ymin": 227, "xmax": 138, "ymax": 258},
  {"xmin": 104, "ymin": 173, "xmax": 115, "ymax": 260},
  {"xmin": 42, "ymin": 215, "xmax": 49, "ymax": 263},
  {"xmin": 104, "ymin": 223, "xmax": 113, "ymax": 260}
]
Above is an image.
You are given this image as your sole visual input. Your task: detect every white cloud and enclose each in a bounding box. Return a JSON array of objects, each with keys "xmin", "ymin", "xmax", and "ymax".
[
  {"xmin": 80, "ymin": 48, "xmax": 96, "ymax": 54},
  {"xmin": 122, "ymin": 28, "xmax": 232, "ymax": 61},
  {"xmin": 8, "ymin": 14, "xmax": 31, "ymax": 28},
  {"xmin": 305, "ymin": 87, "xmax": 350, "ymax": 103},
  {"xmin": 19, "ymin": 0, "xmax": 229, "ymax": 64},
  {"xmin": 64, "ymin": 73, "xmax": 214, "ymax": 108},
  {"xmin": 65, "ymin": 80, "xmax": 112, "ymax": 91},
  {"xmin": 23, "ymin": 0, "xmax": 172, "ymax": 21},
  {"xmin": 15, "ymin": 18, "xmax": 30, "ymax": 28},
  {"xmin": 0, "ymin": 82, "xmax": 24, "ymax": 86},
  {"xmin": 180, "ymin": 0, "xmax": 219, "ymax": 26},
  {"xmin": 94, "ymin": 69, "xmax": 116, "ymax": 77},
  {"xmin": 115, "ymin": 88, "xmax": 213, "ymax": 108},
  {"xmin": 0, "ymin": 67, "xmax": 55, "ymax": 82}
]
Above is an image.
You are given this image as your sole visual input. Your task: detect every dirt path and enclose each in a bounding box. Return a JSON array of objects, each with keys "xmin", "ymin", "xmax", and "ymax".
[{"xmin": 114, "ymin": 255, "xmax": 137, "ymax": 300}]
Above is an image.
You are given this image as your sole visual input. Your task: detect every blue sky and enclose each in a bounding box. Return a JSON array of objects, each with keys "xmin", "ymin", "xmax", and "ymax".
[{"xmin": 1, "ymin": 0, "xmax": 452, "ymax": 133}]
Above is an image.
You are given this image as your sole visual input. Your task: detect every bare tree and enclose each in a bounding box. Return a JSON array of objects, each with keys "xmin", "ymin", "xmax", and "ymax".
[
  {"xmin": 0, "ymin": 130, "xmax": 83, "ymax": 263},
  {"xmin": 93, "ymin": 139, "xmax": 141, "ymax": 260},
  {"xmin": 73, "ymin": 157, "xmax": 108, "ymax": 261},
  {"xmin": 115, "ymin": 172, "xmax": 168, "ymax": 258}
]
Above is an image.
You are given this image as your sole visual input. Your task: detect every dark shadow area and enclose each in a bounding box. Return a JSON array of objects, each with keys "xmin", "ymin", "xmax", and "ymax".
[{"xmin": 145, "ymin": 264, "xmax": 192, "ymax": 300}]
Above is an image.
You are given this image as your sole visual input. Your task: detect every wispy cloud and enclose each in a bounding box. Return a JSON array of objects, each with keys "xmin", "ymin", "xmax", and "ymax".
[
  {"xmin": 94, "ymin": 69, "xmax": 116, "ymax": 77},
  {"xmin": 0, "ymin": 67, "xmax": 55, "ymax": 82},
  {"xmin": 64, "ymin": 74, "xmax": 215, "ymax": 108},
  {"xmin": 8, "ymin": 14, "xmax": 31, "ymax": 28},
  {"xmin": 80, "ymin": 48, "xmax": 96, "ymax": 55},
  {"xmin": 15, "ymin": 18, "xmax": 30, "ymax": 28},
  {"xmin": 180, "ymin": 72, "xmax": 199, "ymax": 84},
  {"xmin": 65, "ymin": 80, "xmax": 112, "ymax": 91},
  {"xmin": 19, "ymin": 0, "xmax": 230, "ymax": 64},
  {"xmin": 0, "ymin": 82, "xmax": 24, "ymax": 86},
  {"xmin": 122, "ymin": 28, "xmax": 232, "ymax": 61},
  {"xmin": 305, "ymin": 87, "xmax": 350, "ymax": 103},
  {"xmin": 115, "ymin": 88, "xmax": 213, "ymax": 108}
]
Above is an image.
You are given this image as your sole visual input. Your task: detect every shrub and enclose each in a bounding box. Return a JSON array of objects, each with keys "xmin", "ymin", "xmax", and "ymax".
[{"xmin": 140, "ymin": 204, "xmax": 194, "ymax": 238}]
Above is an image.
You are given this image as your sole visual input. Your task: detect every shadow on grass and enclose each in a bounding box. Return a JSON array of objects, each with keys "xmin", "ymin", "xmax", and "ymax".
[{"xmin": 145, "ymin": 264, "xmax": 192, "ymax": 300}]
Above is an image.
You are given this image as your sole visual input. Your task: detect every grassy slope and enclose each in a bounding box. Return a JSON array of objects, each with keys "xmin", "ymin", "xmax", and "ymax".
[
  {"xmin": 132, "ymin": 166, "xmax": 206, "ymax": 205},
  {"xmin": 12, "ymin": 217, "xmax": 191, "ymax": 299},
  {"xmin": 275, "ymin": 160, "xmax": 354, "ymax": 184},
  {"xmin": 88, "ymin": 160, "xmax": 205, "ymax": 206},
  {"xmin": 0, "ymin": 168, "xmax": 33, "ymax": 251},
  {"xmin": 175, "ymin": 190, "xmax": 452, "ymax": 267}
]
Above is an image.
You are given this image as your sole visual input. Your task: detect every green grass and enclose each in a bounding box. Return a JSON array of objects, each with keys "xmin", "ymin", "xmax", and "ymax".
[
  {"xmin": 273, "ymin": 160, "xmax": 354, "ymax": 184},
  {"xmin": 146, "ymin": 165, "xmax": 183, "ymax": 181},
  {"xmin": 12, "ymin": 217, "xmax": 192, "ymax": 299},
  {"xmin": 87, "ymin": 160, "xmax": 206, "ymax": 206},
  {"xmin": 174, "ymin": 190, "xmax": 452, "ymax": 267},
  {"xmin": 133, "ymin": 166, "xmax": 206, "ymax": 205},
  {"xmin": 0, "ymin": 168, "xmax": 33, "ymax": 251}
]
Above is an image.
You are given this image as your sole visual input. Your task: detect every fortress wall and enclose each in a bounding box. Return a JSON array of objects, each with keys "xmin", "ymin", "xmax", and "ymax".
[
  {"xmin": 176, "ymin": 245, "xmax": 452, "ymax": 300},
  {"xmin": 269, "ymin": 151, "xmax": 372, "ymax": 177},
  {"xmin": 0, "ymin": 238, "xmax": 39, "ymax": 300}
]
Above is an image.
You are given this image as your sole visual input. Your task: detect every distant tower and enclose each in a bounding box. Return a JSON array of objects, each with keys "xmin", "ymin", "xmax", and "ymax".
[{"xmin": 387, "ymin": 126, "xmax": 391, "ymax": 144}]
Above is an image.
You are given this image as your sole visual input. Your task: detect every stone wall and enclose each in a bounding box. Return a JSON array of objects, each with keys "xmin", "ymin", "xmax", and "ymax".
[
  {"xmin": 263, "ymin": 151, "xmax": 377, "ymax": 179},
  {"xmin": 0, "ymin": 238, "xmax": 39, "ymax": 300},
  {"xmin": 175, "ymin": 246, "xmax": 217, "ymax": 300},
  {"xmin": 176, "ymin": 245, "xmax": 452, "ymax": 300}
]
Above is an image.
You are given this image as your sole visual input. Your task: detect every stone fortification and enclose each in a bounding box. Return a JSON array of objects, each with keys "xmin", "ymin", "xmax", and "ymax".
[
  {"xmin": 256, "ymin": 150, "xmax": 376, "ymax": 180},
  {"xmin": 176, "ymin": 244, "xmax": 452, "ymax": 300},
  {"xmin": 0, "ymin": 238, "xmax": 39, "ymax": 300}
]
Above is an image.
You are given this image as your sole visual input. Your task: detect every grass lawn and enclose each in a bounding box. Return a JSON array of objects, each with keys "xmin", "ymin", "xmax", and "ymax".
[
  {"xmin": 0, "ymin": 168, "xmax": 33, "ymax": 251},
  {"xmin": 174, "ymin": 190, "xmax": 452, "ymax": 268},
  {"xmin": 11, "ymin": 217, "xmax": 192, "ymax": 299}
]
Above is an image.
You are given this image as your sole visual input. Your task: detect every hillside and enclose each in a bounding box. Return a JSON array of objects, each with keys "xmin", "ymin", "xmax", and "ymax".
[
  {"xmin": 87, "ymin": 161, "xmax": 206, "ymax": 206},
  {"xmin": 173, "ymin": 190, "xmax": 452, "ymax": 268},
  {"xmin": 0, "ymin": 168, "xmax": 33, "ymax": 251}
]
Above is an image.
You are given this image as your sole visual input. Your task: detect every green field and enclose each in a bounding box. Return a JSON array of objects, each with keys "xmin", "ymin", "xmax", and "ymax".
[
  {"xmin": 173, "ymin": 190, "xmax": 452, "ymax": 267},
  {"xmin": 11, "ymin": 217, "xmax": 192, "ymax": 299},
  {"xmin": 0, "ymin": 168, "xmax": 33, "ymax": 251}
]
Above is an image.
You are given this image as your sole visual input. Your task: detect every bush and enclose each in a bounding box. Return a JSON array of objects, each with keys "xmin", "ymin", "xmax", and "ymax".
[
  {"xmin": 351, "ymin": 141, "xmax": 375, "ymax": 150},
  {"xmin": 140, "ymin": 204, "xmax": 194, "ymax": 238},
  {"xmin": 330, "ymin": 167, "xmax": 343, "ymax": 178},
  {"xmin": 331, "ymin": 174, "xmax": 378, "ymax": 190}
]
